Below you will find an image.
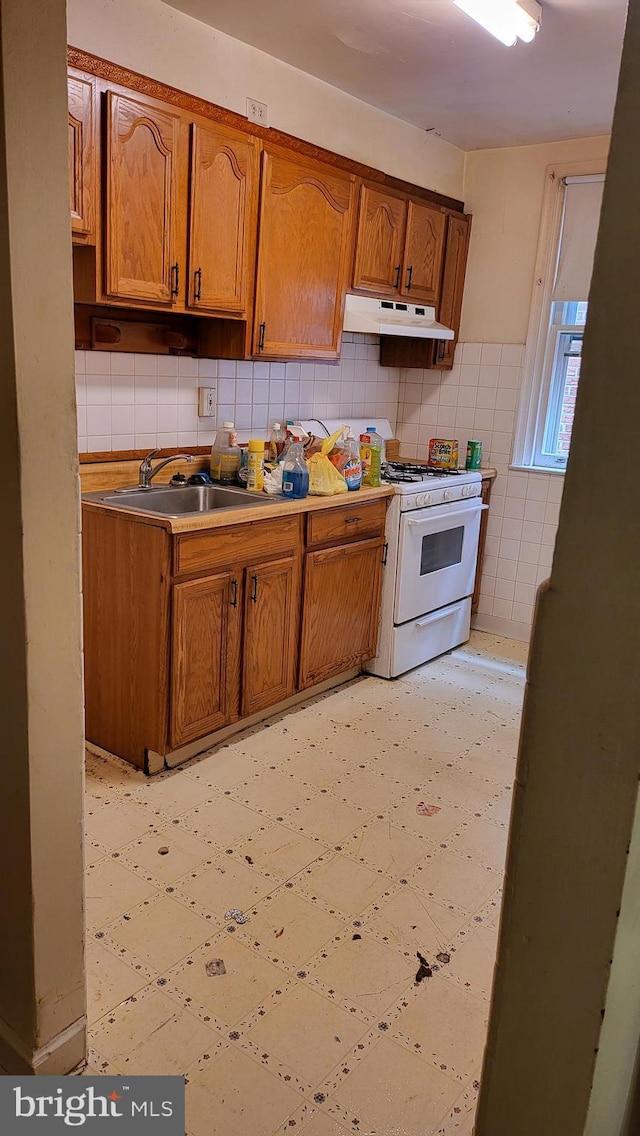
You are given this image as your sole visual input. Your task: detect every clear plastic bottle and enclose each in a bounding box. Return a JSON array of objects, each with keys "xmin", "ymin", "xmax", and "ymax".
[
  {"xmin": 268, "ymin": 422, "xmax": 287, "ymax": 464},
  {"xmin": 341, "ymin": 429, "xmax": 363, "ymax": 491},
  {"xmin": 246, "ymin": 439, "xmax": 265, "ymax": 492},
  {"xmin": 281, "ymin": 442, "xmax": 309, "ymax": 499},
  {"xmin": 210, "ymin": 422, "xmax": 241, "ymax": 483},
  {"xmin": 360, "ymin": 427, "xmax": 383, "ymax": 488}
]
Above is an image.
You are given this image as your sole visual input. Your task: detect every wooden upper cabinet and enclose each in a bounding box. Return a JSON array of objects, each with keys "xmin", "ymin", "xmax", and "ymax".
[
  {"xmin": 241, "ymin": 556, "xmax": 299, "ymax": 717},
  {"xmin": 433, "ymin": 213, "xmax": 471, "ymax": 369},
  {"xmin": 105, "ymin": 92, "xmax": 182, "ymax": 306},
  {"xmin": 253, "ymin": 151, "xmax": 356, "ymax": 359},
  {"xmin": 187, "ymin": 123, "xmax": 259, "ymax": 316},
  {"xmin": 352, "ymin": 185, "xmax": 406, "ymax": 295},
  {"xmin": 68, "ymin": 72, "xmax": 96, "ymax": 243},
  {"xmin": 399, "ymin": 199, "xmax": 447, "ymax": 303}
]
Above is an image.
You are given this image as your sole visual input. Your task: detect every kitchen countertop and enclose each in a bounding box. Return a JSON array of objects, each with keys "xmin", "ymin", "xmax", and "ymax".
[{"xmin": 81, "ymin": 483, "xmax": 394, "ymax": 535}]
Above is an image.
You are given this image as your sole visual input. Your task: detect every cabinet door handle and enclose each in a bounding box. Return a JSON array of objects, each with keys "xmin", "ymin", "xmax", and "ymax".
[
  {"xmin": 194, "ymin": 267, "xmax": 202, "ymax": 301},
  {"xmin": 258, "ymin": 321, "xmax": 266, "ymax": 351},
  {"xmin": 405, "ymin": 264, "xmax": 413, "ymax": 291},
  {"xmin": 250, "ymin": 574, "xmax": 258, "ymax": 602},
  {"xmin": 393, "ymin": 264, "xmax": 401, "ymax": 289},
  {"xmin": 382, "ymin": 542, "xmax": 389, "ymax": 566},
  {"xmin": 171, "ymin": 262, "xmax": 180, "ymax": 297},
  {"xmin": 230, "ymin": 578, "xmax": 238, "ymax": 607},
  {"xmin": 345, "ymin": 515, "xmax": 363, "ymax": 524}
]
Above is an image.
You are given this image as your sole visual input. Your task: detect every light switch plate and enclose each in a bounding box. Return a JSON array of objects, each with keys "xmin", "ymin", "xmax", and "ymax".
[
  {"xmin": 246, "ymin": 98, "xmax": 268, "ymax": 126},
  {"xmin": 198, "ymin": 387, "xmax": 217, "ymax": 419}
]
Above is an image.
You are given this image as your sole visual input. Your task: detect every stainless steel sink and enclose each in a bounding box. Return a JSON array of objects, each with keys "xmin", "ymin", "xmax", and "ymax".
[{"xmin": 84, "ymin": 484, "xmax": 276, "ymax": 518}]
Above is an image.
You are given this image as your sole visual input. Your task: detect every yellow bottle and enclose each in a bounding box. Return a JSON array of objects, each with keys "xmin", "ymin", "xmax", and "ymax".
[{"xmin": 246, "ymin": 439, "xmax": 265, "ymax": 492}]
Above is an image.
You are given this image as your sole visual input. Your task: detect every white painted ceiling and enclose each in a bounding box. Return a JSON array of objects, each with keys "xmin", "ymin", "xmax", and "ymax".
[{"xmin": 165, "ymin": 0, "xmax": 627, "ymax": 149}]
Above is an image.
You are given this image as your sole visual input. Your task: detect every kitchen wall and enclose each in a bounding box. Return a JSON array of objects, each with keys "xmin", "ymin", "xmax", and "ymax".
[
  {"xmin": 75, "ymin": 334, "xmax": 400, "ymax": 452},
  {"xmin": 67, "ymin": 0, "xmax": 464, "ymax": 199},
  {"xmin": 396, "ymin": 133, "xmax": 611, "ymax": 641}
]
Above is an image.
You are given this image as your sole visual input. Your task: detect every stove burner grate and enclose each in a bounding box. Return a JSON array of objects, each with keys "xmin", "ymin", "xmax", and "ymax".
[{"xmin": 382, "ymin": 461, "xmax": 462, "ymax": 483}]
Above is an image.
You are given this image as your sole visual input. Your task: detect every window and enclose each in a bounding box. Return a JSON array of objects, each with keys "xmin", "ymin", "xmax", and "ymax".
[{"xmin": 513, "ymin": 168, "xmax": 605, "ymax": 472}]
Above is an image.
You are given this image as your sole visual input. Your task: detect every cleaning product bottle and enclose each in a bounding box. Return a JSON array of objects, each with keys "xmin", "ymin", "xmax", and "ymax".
[
  {"xmin": 246, "ymin": 439, "xmax": 265, "ymax": 492},
  {"xmin": 360, "ymin": 427, "xmax": 383, "ymax": 487},
  {"xmin": 342, "ymin": 428, "xmax": 363, "ymax": 491},
  {"xmin": 210, "ymin": 422, "xmax": 241, "ymax": 483},
  {"xmin": 281, "ymin": 441, "xmax": 309, "ymax": 500},
  {"xmin": 268, "ymin": 422, "xmax": 287, "ymax": 464}
]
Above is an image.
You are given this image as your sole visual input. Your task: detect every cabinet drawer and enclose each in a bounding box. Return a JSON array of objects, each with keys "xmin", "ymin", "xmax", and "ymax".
[
  {"xmin": 306, "ymin": 498, "xmax": 387, "ymax": 549},
  {"xmin": 174, "ymin": 514, "xmax": 301, "ymax": 576}
]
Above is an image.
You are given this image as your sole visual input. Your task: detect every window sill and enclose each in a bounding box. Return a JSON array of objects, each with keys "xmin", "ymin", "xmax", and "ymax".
[{"xmin": 509, "ymin": 463, "xmax": 566, "ymax": 477}]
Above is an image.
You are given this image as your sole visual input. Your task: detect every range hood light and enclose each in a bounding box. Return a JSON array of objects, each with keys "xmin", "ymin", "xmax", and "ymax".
[{"xmin": 454, "ymin": 0, "xmax": 542, "ymax": 47}]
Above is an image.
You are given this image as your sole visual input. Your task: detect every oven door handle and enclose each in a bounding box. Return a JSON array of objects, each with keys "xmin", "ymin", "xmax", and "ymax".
[
  {"xmin": 414, "ymin": 609, "xmax": 456, "ymax": 629},
  {"xmin": 406, "ymin": 503, "xmax": 487, "ymax": 526}
]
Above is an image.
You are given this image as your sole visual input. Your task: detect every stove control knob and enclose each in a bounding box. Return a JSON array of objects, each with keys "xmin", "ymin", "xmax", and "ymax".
[
  {"xmin": 444, "ymin": 488, "xmax": 455, "ymax": 502},
  {"xmin": 415, "ymin": 493, "xmax": 426, "ymax": 507}
]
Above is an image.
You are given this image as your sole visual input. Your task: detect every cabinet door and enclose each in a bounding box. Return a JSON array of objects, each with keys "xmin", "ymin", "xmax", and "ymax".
[
  {"xmin": 242, "ymin": 556, "xmax": 299, "ymax": 717},
  {"xmin": 106, "ymin": 92, "xmax": 181, "ymax": 305},
  {"xmin": 432, "ymin": 214, "xmax": 471, "ymax": 369},
  {"xmin": 68, "ymin": 73, "xmax": 96, "ymax": 242},
  {"xmin": 187, "ymin": 123, "xmax": 259, "ymax": 315},
  {"xmin": 352, "ymin": 185, "xmax": 406, "ymax": 295},
  {"xmin": 253, "ymin": 151, "xmax": 355, "ymax": 359},
  {"xmin": 170, "ymin": 572, "xmax": 240, "ymax": 748},
  {"xmin": 299, "ymin": 538, "xmax": 384, "ymax": 689},
  {"xmin": 400, "ymin": 199, "xmax": 446, "ymax": 304}
]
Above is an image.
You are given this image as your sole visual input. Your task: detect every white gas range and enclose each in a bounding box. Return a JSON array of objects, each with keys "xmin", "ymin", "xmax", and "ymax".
[{"xmin": 367, "ymin": 461, "xmax": 484, "ymax": 678}]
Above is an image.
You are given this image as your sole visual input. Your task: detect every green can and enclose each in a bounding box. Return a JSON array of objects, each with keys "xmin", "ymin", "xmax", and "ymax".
[{"xmin": 465, "ymin": 440, "xmax": 482, "ymax": 470}]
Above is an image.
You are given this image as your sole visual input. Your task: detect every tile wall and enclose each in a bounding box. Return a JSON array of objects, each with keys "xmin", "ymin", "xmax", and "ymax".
[
  {"xmin": 396, "ymin": 342, "xmax": 563, "ymax": 641},
  {"xmin": 75, "ymin": 333, "xmax": 400, "ymax": 453}
]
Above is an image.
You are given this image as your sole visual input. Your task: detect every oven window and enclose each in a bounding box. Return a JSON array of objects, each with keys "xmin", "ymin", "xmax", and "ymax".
[{"xmin": 420, "ymin": 527, "xmax": 464, "ymax": 575}]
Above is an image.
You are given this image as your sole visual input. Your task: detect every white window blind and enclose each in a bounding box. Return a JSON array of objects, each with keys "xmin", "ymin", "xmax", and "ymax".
[{"xmin": 552, "ymin": 175, "xmax": 605, "ymax": 303}]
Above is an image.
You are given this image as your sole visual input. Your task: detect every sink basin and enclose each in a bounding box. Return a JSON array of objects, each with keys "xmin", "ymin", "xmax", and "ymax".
[{"xmin": 86, "ymin": 484, "xmax": 276, "ymax": 518}]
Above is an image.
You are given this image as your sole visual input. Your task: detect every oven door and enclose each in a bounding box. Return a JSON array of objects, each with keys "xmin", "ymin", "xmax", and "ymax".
[{"xmin": 394, "ymin": 498, "xmax": 483, "ymax": 625}]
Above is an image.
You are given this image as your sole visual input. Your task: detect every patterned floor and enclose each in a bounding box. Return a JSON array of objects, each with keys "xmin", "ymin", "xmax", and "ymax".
[{"xmin": 84, "ymin": 631, "xmax": 527, "ymax": 1136}]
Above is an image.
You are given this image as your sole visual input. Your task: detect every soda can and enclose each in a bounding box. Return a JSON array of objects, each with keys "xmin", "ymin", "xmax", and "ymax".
[{"xmin": 465, "ymin": 440, "xmax": 482, "ymax": 470}]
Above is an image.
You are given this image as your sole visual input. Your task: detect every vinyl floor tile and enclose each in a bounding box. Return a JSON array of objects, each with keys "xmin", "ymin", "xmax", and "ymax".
[{"xmin": 186, "ymin": 1046, "xmax": 300, "ymax": 1136}]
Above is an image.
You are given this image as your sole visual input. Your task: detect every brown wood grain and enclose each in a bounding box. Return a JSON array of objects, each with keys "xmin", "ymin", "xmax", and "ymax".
[
  {"xmin": 252, "ymin": 149, "xmax": 356, "ymax": 360},
  {"xmin": 106, "ymin": 91, "xmax": 182, "ymax": 306},
  {"xmin": 174, "ymin": 514, "xmax": 302, "ymax": 577},
  {"xmin": 67, "ymin": 47, "xmax": 465, "ymax": 215},
  {"xmin": 432, "ymin": 213, "xmax": 472, "ymax": 370},
  {"xmin": 79, "ymin": 455, "xmax": 210, "ymax": 491},
  {"xmin": 187, "ymin": 122, "xmax": 260, "ymax": 317},
  {"xmin": 82, "ymin": 507, "xmax": 171, "ymax": 767},
  {"xmin": 352, "ymin": 184, "xmax": 407, "ymax": 295},
  {"xmin": 400, "ymin": 199, "xmax": 447, "ymax": 305},
  {"xmin": 170, "ymin": 571, "xmax": 240, "ymax": 747},
  {"xmin": 306, "ymin": 497, "xmax": 388, "ymax": 549},
  {"xmin": 241, "ymin": 555, "xmax": 300, "ymax": 716},
  {"xmin": 299, "ymin": 536, "xmax": 384, "ymax": 689},
  {"xmin": 472, "ymin": 476, "xmax": 493, "ymax": 615},
  {"xmin": 68, "ymin": 70, "xmax": 96, "ymax": 243}
]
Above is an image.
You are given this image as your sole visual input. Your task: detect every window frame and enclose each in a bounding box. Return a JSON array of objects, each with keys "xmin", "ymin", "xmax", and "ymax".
[{"xmin": 512, "ymin": 160, "xmax": 607, "ymax": 474}]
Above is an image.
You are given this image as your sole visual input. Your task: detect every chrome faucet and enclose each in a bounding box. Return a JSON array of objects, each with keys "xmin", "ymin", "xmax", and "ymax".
[{"xmin": 137, "ymin": 450, "xmax": 195, "ymax": 489}]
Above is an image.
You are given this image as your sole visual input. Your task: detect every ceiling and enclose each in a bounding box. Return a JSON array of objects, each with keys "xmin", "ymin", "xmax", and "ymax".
[{"xmin": 164, "ymin": 0, "xmax": 627, "ymax": 150}]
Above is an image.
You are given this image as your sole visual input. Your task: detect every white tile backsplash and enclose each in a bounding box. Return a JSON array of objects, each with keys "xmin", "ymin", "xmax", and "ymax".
[
  {"xmin": 395, "ymin": 340, "xmax": 564, "ymax": 641},
  {"xmin": 75, "ymin": 333, "xmax": 400, "ymax": 454}
]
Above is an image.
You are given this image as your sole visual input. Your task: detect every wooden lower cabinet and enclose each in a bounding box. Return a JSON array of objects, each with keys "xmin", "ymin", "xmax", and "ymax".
[
  {"xmin": 170, "ymin": 572, "xmax": 240, "ymax": 748},
  {"xmin": 242, "ymin": 556, "xmax": 299, "ymax": 717},
  {"xmin": 299, "ymin": 537, "xmax": 384, "ymax": 689}
]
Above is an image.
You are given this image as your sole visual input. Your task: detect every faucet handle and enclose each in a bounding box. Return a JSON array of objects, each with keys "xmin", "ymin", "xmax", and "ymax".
[{"xmin": 140, "ymin": 448, "xmax": 159, "ymax": 470}]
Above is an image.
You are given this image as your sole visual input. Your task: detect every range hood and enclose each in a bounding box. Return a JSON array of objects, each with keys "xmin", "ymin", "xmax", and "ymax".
[{"xmin": 343, "ymin": 293, "xmax": 455, "ymax": 340}]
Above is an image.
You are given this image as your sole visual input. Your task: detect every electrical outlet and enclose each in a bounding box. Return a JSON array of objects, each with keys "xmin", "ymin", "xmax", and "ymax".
[
  {"xmin": 246, "ymin": 98, "xmax": 268, "ymax": 127},
  {"xmin": 198, "ymin": 386, "xmax": 217, "ymax": 419}
]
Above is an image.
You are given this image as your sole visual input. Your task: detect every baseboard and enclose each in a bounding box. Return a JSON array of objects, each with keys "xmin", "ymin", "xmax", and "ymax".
[
  {"xmin": 472, "ymin": 612, "xmax": 532, "ymax": 643},
  {"xmin": 0, "ymin": 1013, "xmax": 86, "ymax": 1075}
]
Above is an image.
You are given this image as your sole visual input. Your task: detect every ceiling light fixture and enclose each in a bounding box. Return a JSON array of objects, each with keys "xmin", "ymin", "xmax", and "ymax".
[{"xmin": 454, "ymin": 0, "xmax": 542, "ymax": 47}]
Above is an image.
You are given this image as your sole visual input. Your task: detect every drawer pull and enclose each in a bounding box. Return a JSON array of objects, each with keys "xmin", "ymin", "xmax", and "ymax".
[{"xmin": 344, "ymin": 515, "xmax": 363, "ymax": 524}]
